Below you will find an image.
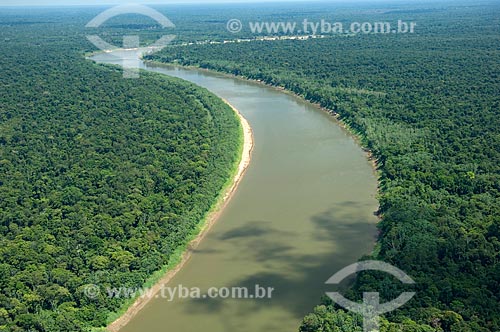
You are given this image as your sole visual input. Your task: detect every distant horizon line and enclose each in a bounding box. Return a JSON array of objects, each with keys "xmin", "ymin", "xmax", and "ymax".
[{"xmin": 0, "ymin": 0, "xmax": 462, "ymax": 8}]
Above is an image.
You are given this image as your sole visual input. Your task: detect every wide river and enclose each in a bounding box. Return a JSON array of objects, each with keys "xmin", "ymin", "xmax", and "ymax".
[{"xmin": 91, "ymin": 51, "xmax": 379, "ymax": 332}]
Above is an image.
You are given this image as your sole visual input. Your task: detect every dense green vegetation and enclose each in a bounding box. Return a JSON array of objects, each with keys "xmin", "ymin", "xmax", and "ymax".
[
  {"xmin": 1, "ymin": 2, "xmax": 499, "ymax": 331},
  {"xmin": 148, "ymin": 2, "xmax": 500, "ymax": 331},
  {"xmin": 0, "ymin": 9, "xmax": 242, "ymax": 332}
]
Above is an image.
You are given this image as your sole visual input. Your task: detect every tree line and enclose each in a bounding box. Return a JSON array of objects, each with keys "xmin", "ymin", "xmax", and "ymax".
[
  {"xmin": 148, "ymin": 2, "xmax": 500, "ymax": 331},
  {"xmin": 0, "ymin": 11, "xmax": 242, "ymax": 331}
]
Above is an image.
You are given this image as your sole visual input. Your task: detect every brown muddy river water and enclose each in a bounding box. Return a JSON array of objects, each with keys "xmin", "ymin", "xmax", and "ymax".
[{"xmin": 91, "ymin": 51, "xmax": 379, "ymax": 332}]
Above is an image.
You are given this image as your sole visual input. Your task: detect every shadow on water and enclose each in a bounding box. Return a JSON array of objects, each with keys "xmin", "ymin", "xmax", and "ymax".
[
  {"xmin": 91, "ymin": 53, "xmax": 380, "ymax": 332},
  {"xmin": 218, "ymin": 221, "xmax": 295, "ymax": 241},
  {"xmin": 179, "ymin": 201, "xmax": 378, "ymax": 330}
]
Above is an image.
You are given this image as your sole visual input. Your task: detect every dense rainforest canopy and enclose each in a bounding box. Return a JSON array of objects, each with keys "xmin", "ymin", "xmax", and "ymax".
[
  {"xmin": 0, "ymin": 9, "xmax": 241, "ymax": 331},
  {"xmin": 1, "ymin": 2, "xmax": 499, "ymax": 331},
  {"xmin": 148, "ymin": 2, "xmax": 500, "ymax": 331}
]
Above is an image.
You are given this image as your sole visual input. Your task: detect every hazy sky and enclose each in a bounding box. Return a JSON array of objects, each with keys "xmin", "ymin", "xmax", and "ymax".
[
  {"xmin": 0, "ymin": 0, "xmax": 438, "ymax": 7},
  {"xmin": 1, "ymin": 0, "xmax": 312, "ymax": 6}
]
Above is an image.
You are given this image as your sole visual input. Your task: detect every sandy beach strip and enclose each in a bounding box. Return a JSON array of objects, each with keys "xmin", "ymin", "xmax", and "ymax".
[{"xmin": 107, "ymin": 99, "xmax": 254, "ymax": 332}]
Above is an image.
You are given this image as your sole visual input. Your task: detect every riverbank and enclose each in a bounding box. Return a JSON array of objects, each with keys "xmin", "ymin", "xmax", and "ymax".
[
  {"xmin": 145, "ymin": 60, "xmax": 380, "ymax": 182},
  {"xmin": 106, "ymin": 99, "xmax": 254, "ymax": 332},
  {"xmin": 103, "ymin": 56, "xmax": 378, "ymax": 332}
]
